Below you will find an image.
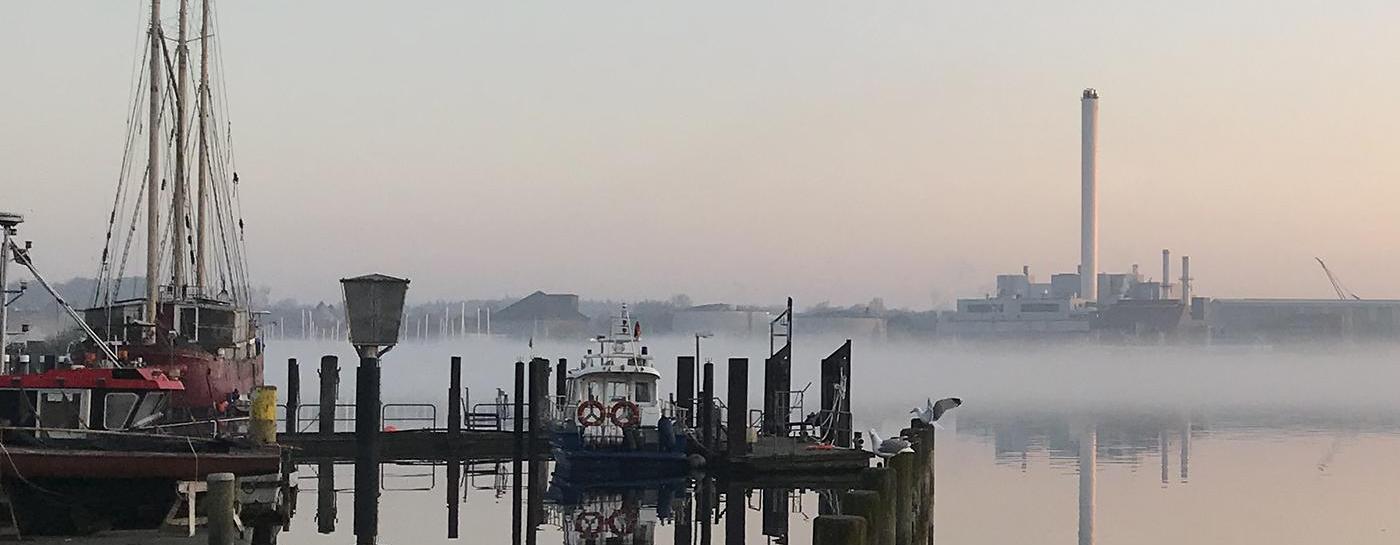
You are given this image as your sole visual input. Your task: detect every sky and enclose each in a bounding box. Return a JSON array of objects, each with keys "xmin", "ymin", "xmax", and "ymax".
[{"xmin": 3, "ymin": 1, "xmax": 1399, "ymax": 308}]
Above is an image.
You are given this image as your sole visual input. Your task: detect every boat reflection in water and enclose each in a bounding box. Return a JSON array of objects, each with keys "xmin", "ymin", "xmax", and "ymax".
[{"xmin": 546, "ymin": 476, "xmax": 688, "ymax": 545}]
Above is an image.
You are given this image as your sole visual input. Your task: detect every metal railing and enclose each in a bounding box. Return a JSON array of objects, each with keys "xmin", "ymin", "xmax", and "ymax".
[{"xmin": 382, "ymin": 403, "xmax": 437, "ymax": 431}]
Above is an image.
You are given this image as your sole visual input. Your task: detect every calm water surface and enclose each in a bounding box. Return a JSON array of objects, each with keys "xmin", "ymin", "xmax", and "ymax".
[{"xmin": 262, "ymin": 337, "xmax": 1400, "ymax": 544}]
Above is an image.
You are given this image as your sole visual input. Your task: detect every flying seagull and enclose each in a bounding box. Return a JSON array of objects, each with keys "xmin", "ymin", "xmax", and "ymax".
[
  {"xmin": 911, "ymin": 397, "xmax": 962, "ymax": 429},
  {"xmin": 868, "ymin": 428, "xmax": 914, "ymax": 459}
]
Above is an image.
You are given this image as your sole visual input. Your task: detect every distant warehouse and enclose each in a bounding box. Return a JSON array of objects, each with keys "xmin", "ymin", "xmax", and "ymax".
[
  {"xmin": 1207, "ymin": 299, "xmax": 1400, "ymax": 343},
  {"xmin": 672, "ymin": 304, "xmax": 771, "ymax": 338}
]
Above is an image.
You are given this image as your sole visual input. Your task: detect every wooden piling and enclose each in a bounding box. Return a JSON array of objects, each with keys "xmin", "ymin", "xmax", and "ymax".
[
  {"xmin": 447, "ymin": 356, "xmax": 462, "ymax": 539},
  {"xmin": 724, "ymin": 480, "xmax": 746, "ymax": 545},
  {"xmin": 891, "ymin": 451, "xmax": 915, "ymax": 545},
  {"xmin": 701, "ymin": 360, "xmax": 715, "ymax": 453},
  {"xmin": 206, "ymin": 472, "xmax": 237, "ymax": 545},
  {"xmin": 677, "ymin": 356, "xmax": 695, "ymax": 427},
  {"xmin": 859, "ymin": 467, "xmax": 896, "ymax": 545},
  {"xmin": 813, "ymin": 515, "xmax": 867, "ymax": 545},
  {"xmin": 286, "ymin": 358, "xmax": 300, "ymax": 434},
  {"xmin": 316, "ymin": 462, "xmax": 336, "ymax": 534},
  {"xmin": 726, "ymin": 358, "xmax": 749, "ymax": 457},
  {"xmin": 353, "ymin": 356, "xmax": 382, "ymax": 545},
  {"xmin": 841, "ymin": 490, "xmax": 884, "ymax": 545},
  {"xmin": 318, "ymin": 355, "xmax": 339, "ymax": 436},
  {"xmin": 512, "ymin": 361, "xmax": 524, "ymax": 545},
  {"xmin": 913, "ymin": 425, "xmax": 935, "ymax": 545}
]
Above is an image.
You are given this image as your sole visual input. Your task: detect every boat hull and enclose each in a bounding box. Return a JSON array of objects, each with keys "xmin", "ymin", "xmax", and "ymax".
[
  {"xmin": 0, "ymin": 445, "xmax": 281, "ymax": 479},
  {"xmin": 121, "ymin": 345, "xmax": 264, "ymax": 414}
]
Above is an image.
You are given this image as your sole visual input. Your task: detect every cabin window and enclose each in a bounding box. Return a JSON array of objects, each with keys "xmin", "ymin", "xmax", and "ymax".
[
  {"xmin": 634, "ymin": 382, "xmax": 653, "ymax": 403},
  {"xmin": 130, "ymin": 392, "xmax": 168, "ymax": 428},
  {"xmin": 608, "ymin": 381, "xmax": 628, "ymax": 401},
  {"xmin": 103, "ymin": 392, "xmax": 139, "ymax": 430},
  {"xmin": 586, "ymin": 382, "xmax": 598, "ymax": 401},
  {"xmin": 38, "ymin": 392, "xmax": 84, "ymax": 430}
]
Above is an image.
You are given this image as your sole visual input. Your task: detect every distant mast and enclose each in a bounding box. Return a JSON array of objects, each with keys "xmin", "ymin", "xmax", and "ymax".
[
  {"xmin": 172, "ymin": 0, "xmax": 191, "ymax": 295},
  {"xmin": 195, "ymin": 0, "xmax": 211, "ymax": 291},
  {"xmin": 145, "ymin": 0, "xmax": 163, "ymax": 325}
]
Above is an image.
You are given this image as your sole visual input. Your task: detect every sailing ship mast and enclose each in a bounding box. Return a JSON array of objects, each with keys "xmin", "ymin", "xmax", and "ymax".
[
  {"xmin": 195, "ymin": 0, "xmax": 211, "ymax": 293},
  {"xmin": 144, "ymin": 0, "xmax": 163, "ymax": 326},
  {"xmin": 172, "ymin": 0, "xmax": 191, "ymax": 296}
]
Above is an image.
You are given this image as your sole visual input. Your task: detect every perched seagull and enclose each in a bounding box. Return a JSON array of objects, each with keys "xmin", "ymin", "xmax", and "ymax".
[
  {"xmin": 868, "ymin": 428, "xmax": 914, "ymax": 459},
  {"xmin": 911, "ymin": 397, "xmax": 962, "ymax": 429}
]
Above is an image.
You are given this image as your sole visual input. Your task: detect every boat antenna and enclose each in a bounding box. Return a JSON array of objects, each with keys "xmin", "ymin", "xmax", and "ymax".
[{"xmin": 7, "ymin": 240, "xmax": 123, "ymax": 365}]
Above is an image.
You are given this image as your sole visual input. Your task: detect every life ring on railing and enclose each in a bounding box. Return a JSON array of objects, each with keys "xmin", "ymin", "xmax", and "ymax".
[
  {"xmin": 606, "ymin": 508, "xmax": 638, "ymax": 535},
  {"xmin": 577, "ymin": 400, "xmax": 606, "ymax": 427},
  {"xmin": 574, "ymin": 511, "xmax": 605, "ymax": 537},
  {"xmin": 609, "ymin": 400, "xmax": 640, "ymax": 428}
]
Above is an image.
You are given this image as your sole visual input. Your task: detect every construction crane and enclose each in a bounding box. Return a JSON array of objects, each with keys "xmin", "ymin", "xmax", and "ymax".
[{"xmin": 1315, "ymin": 257, "xmax": 1361, "ymax": 300}]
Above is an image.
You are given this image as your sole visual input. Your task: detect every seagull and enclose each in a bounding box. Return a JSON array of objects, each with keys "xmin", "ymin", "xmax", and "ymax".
[
  {"xmin": 910, "ymin": 397, "xmax": 962, "ymax": 429},
  {"xmin": 868, "ymin": 428, "xmax": 914, "ymax": 459}
]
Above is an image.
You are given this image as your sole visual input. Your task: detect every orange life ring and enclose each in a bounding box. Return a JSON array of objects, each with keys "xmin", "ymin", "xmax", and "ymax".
[
  {"xmin": 574, "ymin": 511, "xmax": 604, "ymax": 537},
  {"xmin": 606, "ymin": 508, "xmax": 637, "ymax": 535},
  {"xmin": 577, "ymin": 400, "xmax": 606, "ymax": 427},
  {"xmin": 609, "ymin": 400, "xmax": 640, "ymax": 428}
]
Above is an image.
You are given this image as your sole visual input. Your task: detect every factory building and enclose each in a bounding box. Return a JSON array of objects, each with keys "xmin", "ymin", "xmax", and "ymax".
[
  {"xmin": 671, "ymin": 304, "xmax": 771, "ymax": 338},
  {"xmin": 1206, "ymin": 299, "xmax": 1400, "ymax": 343}
]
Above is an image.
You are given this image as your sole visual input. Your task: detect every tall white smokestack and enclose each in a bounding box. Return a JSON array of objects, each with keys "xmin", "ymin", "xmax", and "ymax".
[
  {"xmin": 1080, "ymin": 89, "xmax": 1099, "ymax": 302},
  {"xmin": 1161, "ymin": 249, "xmax": 1171, "ymax": 298}
]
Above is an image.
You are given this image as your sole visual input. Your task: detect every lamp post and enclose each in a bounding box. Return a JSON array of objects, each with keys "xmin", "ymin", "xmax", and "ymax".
[{"xmin": 340, "ymin": 273, "xmax": 409, "ymax": 545}]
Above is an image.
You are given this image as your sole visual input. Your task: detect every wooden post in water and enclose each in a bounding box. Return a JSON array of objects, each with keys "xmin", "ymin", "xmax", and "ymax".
[
  {"xmin": 353, "ymin": 355, "xmax": 382, "ymax": 545},
  {"xmin": 812, "ymin": 515, "xmax": 867, "ymax": 545},
  {"xmin": 892, "ymin": 451, "xmax": 915, "ymax": 545},
  {"xmin": 286, "ymin": 358, "xmax": 300, "ymax": 434},
  {"xmin": 526, "ymin": 358, "xmax": 550, "ymax": 545},
  {"xmin": 677, "ymin": 356, "xmax": 695, "ymax": 427},
  {"xmin": 512, "ymin": 361, "xmax": 525, "ymax": 545},
  {"xmin": 701, "ymin": 360, "xmax": 715, "ymax": 454},
  {"xmin": 447, "ymin": 356, "xmax": 462, "ymax": 539},
  {"xmin": 726, "ymin": 358, "xmax": 749, "ymax": 458},
  {"xmin": 859, "ymin": 466, "xmax": 896, "ymax": 545},
  {"xmin": 913, "ymin": 425, "xmax": 936, "ymax": 545},
  {"xmin": 207, "ymin": 472, "xmax": 237, "ymax": 545},
  {"xmin": 842, "ymin": 490, "xmax": 884, "ymax": 545},
  {"xmin": 724, "ymin": 480, "xmax": 746, "ymax": 545},
  {"xmin": 318, "ymin": 355, "xmax": 339, "ymax": 436},
  {"xmin": 316, "ymin": 462, "xmax": 336, "ymax": 534}
]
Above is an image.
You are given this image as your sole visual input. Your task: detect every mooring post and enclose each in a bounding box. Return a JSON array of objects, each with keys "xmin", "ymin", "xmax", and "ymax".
[
  {"xmin": 913, "ymin": 425, "xmax": 936, "ymax": 545},
  {"xmin": 318, "ymin": 355, "xmax": 339, "ymax": 436},
  {"xmin": 701, "ymin": 360, "xmax": 715, "ymax": 453},
  {"xmin": 698, "ymin": 477, "xmax": 714, "ymax": 545},
  {"xmin": 677, "ymin": 356, "xmax": 695, "ymax": 428},
  {"xmin": 317, "ymin": 461, "xmax": 336, "ymax": 534},
  {"xmin": 841, "ymin": 490, "xmax": 884, "ymax": 545},
  {"xmin": 353, "ymin": 355, "xmax": 382, "ymax": 545},
  {"xmin": 447, "ymin": 356, "xmax": 462, "ymax": 539},
  {"xmin": 813, "ymin": 515, "xmax": 867, "ymax": 545},
  {"xmin": 892, "ymin": 451, "xmax": 915, "ymax": 545},
  {"xmin": 207, "ymin": 472, "xmax": 237, "ymax": 545},
  {"xmin": 859, "ymin": 467, "xmax": 896, "ymax": 545},
  {"xmin": 529, "ymin": 358, "xmax": 550, "ymax": 445},
  {"xmin": 724, "ymin": 480, "xmax": 746, "ymax": 545},
  {"xmin": 512, "ymin": 361, "xmax": 525, "ymax": 545},
  {"xmin": 251, "ymin": 385, "xmax": 278, "ymax": 445},
  {"xmin": 726, "ymin": 358, "xmax": 750, "ymax": 458},
  {"xmin": 286, "ymin": 358, "xmax": 300, "ymax": 434}
]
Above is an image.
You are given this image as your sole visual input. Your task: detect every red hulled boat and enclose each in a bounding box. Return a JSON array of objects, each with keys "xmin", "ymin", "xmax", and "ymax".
[{"xmin": 77, "ymin": 0, "xmax": 263, "ymax": 417}]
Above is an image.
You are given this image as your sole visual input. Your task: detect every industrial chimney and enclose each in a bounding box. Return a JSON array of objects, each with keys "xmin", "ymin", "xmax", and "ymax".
[
  {"xmin": 1180, "ymin": 255, "xmax": 1192, "ymax": 304},
  {"xmin": 1161, "ymin": 249, "xmax": 1171, "ymax": 298},
  {"xmin": 1080, "ymin": 89, "xmax": 1099, "ymax": 302}
]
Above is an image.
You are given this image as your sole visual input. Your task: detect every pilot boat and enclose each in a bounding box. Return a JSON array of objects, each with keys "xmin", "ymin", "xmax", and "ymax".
[{"xmin": 552, "ymin": 306, "xmax": 691, "ymax": 480}]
